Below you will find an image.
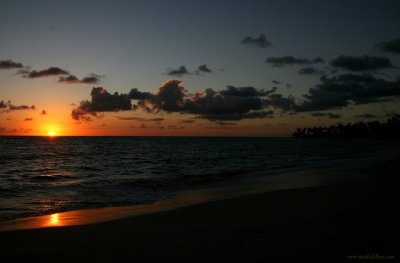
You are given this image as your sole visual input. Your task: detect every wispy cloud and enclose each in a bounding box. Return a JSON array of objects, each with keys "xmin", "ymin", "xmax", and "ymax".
[
  {"xmin": 241, "ymin": 34, "xmax": 272, "ymax": 48},
  {"xmin": 354, "ymin": 113, "xmax": 377, "ymax": 118},
  {"xmin": 166, "ymin": 66, "xmax": 189, "ymax": 77},
  {"xmin": 298, "ymin": 66, "xmax": 324, "ymax": 75},
  {"xmin": 0, "ymin": 59, "xmax": 23, "ymax": 69},
  {"xmin": 0, "ymin": 100, "xmax": 36, "ymax": 113},
  {"xmin": 375, "ymin": 38, "xmax": 400, "ymax": 54},
  {"xmin": 330, "ymin": 55, "xmax": 393, "ymax": 71},
  {"xmin": 113, "ymin": 116, "xmax": 164, "ymax": 122},
  {"xmin": 197, "ymin": 64, "xmax": 212, "ymax": 73},
  {"xmin": 19, "ymin": 67, "xmax": 69, "ymax": 78},
  {"xmin": 58, "ymin": 74, "xmax": 102, "ymax": 84},
  {"xmin": 266, "ymin": 56, "xmax": 324, "ymax": 67},
  {"xmin": 311, "ymin": 112, "xmax": 342, "ymax": 119}
]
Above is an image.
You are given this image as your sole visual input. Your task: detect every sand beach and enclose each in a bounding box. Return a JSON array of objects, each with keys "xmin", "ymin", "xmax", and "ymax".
[{"xmin": 0, "ymin": 157, "xmax": 398, "ymax": 262}]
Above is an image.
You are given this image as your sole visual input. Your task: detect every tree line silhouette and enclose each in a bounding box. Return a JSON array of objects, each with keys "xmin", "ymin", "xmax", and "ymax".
[{"xmin": 292, "ymin": 115, "xmax": 400, "ymax": 139}]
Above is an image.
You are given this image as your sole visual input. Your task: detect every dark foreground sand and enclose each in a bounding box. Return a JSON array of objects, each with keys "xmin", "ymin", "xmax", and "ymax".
[{"xmin": 0, "ymin": 157, "xmax": 399, "ymax": 262}]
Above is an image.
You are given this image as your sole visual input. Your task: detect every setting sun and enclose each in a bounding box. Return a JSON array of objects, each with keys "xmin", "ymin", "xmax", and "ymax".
[{"xmin": 49, "ymin": 131, "xmax": 55, "ymax": 136}]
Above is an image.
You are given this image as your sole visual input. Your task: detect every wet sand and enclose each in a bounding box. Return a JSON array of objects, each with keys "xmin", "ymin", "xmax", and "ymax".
[{"xmin": 0, "ymin": 157, "xmax": 399, "ymax": 262}]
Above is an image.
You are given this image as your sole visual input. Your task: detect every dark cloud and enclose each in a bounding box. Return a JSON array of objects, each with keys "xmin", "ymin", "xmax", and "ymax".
[
  {"xmin": 311, "ymin": 112, "xmax": 342, "ymax": 119},
  {"xmin": 266, "ymin": 56, "xmax": 324, "ymax": 67},
  {"xmin": 113, "ymin": 116, "xmax": 164, "ymax": 122},
  {"xmin": 0, "ymin": 127, "xmax": 18, "ymax": 133},
  {"xmin": 0, "ymin": 100, "xmax": 36, "ymax": 112},
  {"xmin": 0, "ymin": 59, "xmax": 23, "ymax": 69},
  {"xmin": 385, "ymin": 111, "xmax": 399, "ymax": 117},
  {"xmin": 220, "ymin": 86, "xmax": 276, "ymax": 97},
  {"xmin": 0, "ymin": 101, "xmax": 7, "ymax": 109},
  {"xmin": 354, "ymin": 113, "xmax": 377, "ymax": 118},
  {"xmin": 24, "ymin": 118, "xmax": 33, "ymax": 121},
  {"xmin": 198, "ymin": 64, "xmax": 212, "ymax": 73},
  {"xmin": 72, "ymin": 80, "xmax": 275, "ymax": 121},
  {"xmin": 181, "ymin": 119, "xmax": 195, "ymax": 123},
  {"xmin": 9, "ymin": 104, "xmax": 36, "ymax": 110},
  {"xmin": 265, "ymin": 94, "xmax": 298, "ymax": 112},
  {"xmin": 272, "ymin": 80, "xmax": 281, "ymax": 84},
  {"xmin": 58, "ymin": 74, "xmax": 102, "ymax": 84},
  {"xmin": 268, "ymin": 73, "xmax": 400, "ymax": 113},
  {"xmin": 215, "ymin": 121, "xmax": 237, "ymax": 126},
  {"xmin": 71, "ymin": 87, "xmax": 132, "ymax": 120},
  {"xmin": 167, "ymin": 125, "xmax": 184, "ymax": 129},
  {"xmin": 21, "ymin": 67, "xmax": 69, "ymax": 78},
  {"xmin": 375, "ymin": 38, "xmax": 400, "ymax": 54},
  {"xmin": 167, "ymin": 66, "xmax": 189, "ymax": 77},
  {"xmin": 139, "ymin": 79, "xmax": 187, "ymax": 113},
  {"xmin": 81, "ymin": 74, "xmax": 103, "ymax": 84},
  {"xmin": 198, "ymin": 111, "xmax": 274, "ymax": 121},
  {"xmin": 41, "ymin": 110, "xmax": 47, "ymax": 115},
  {"xmin": 330, "ymin": 55, "xmax": 393, "ymax": 71},
  {"xmin": 180, "ymin": 86, "xmax": 273, "ymax": 120},
  {"xmin": 298, "ymin": 67, "xmax": 324, "ymax": 75},
  {"xmin": 58, "ymin": 75, "xmax": 79, "ymax": 83},
  {"xmin": 241, "ymin": 34, "xmax": 271, "ymax": 48}
]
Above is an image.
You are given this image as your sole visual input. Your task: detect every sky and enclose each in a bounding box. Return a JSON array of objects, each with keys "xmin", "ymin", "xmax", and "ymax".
[{"xmin": 1, "ymin": 0, "xmax": 400, "ymax": 136}]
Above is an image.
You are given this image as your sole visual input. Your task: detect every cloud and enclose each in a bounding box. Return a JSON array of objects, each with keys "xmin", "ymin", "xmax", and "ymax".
[
  {"xmin": 311, "ymin": 112, "xmax": 342, "ymax": 119},
  {"xmin": 20, "ymin": 67, "xmax": 69, "ymax": 78},
  {"xmin": 303, "ymin": 74, "xmax": 400, "ymax": 108},
  {"xmin": 181, "ymin": 119, "xmax": 195, "ymax": 123},
  {"xmin": 58, "ymin": 74, "xmax": 102, "ymax": 84},
  {"xmin": 167, "ymin": 125, "xmax": 184, "ymax": 129},
  {"xmin": 166, "ymin": 66, "xmax": 189, "ymax": 77},
  {"xmin": 272, "ymin": 80, "xmax": 281, "ymax": 84},
  {"xmin": 385, "ymin": 111, "xmax": 399, "ymax": 117},
  {"xmin": 375, "ymin": 38, "xmax": 400, "ymax": 54},
  {"xmin": 266, "ymin": 56, "xmax": 324, "ymax": 67},
  {"xmin": 0, "ymin": 59, "xmax": 23, "ymax": 69},
  {"xmin": 298, "ymin": 67, "xmax": 324, "ymax": 75},
  {"xmin": 198, "ymin": 64, "xmax": 212, "ymax": 73},
  {"xmin": 197, "ymin": 111, "xmax": 274, "ymax": 121},
  {"xmin": 241, "ymin": 34, "xmax": 271, "ymax": 48},
  {"xmin": 58, "ymin": 75, "xmax": 79, "ymax": 83},
  {"xmin": 24, "ymin": 117, "xmax": 33, "ymax": 121},
  {"xmin": 0, "ymin": 101, "xmax": 7, "ymax": 109},
  {"xmin": 81, "ymin": 74, "xmax": 103, "ymax": 84},
  {"xmin": 71, "ymin": 87, "xmax": 132, "ymax": 120},
  {"xmin": 268, "ymin": 73, "xmax": 400, "ymax": 113},
  {"xmin": 330, "ymin": 55, "xmax": 393, "ymax": 71},
  {"xmin": 0, "ymin": 127, "xmax": 18, "ymax": 133},
  {"xmin": 41, "ymin": 110, "xmax": 47, "ymax": 115},
  {"xmin": 215, "ymin": 121, "xmax": 237, "ymax": 126},
  {"xmin": 220, "ymin": 86, "xmax": 276, "ymax": 97},
  {"xmin": 354, "ymin": 113, "xmax": 377, "ymax": 118},
  {"xmin": 113, "ymin": 116, "xmax": 164, "ymax": 122},
  {"xmin": 72, "ymin": 80, "xmax": 276, "ymax": 121},
  {"xmin": 0, "ymin": 100, "xmax": 36, "ymax": 112}
]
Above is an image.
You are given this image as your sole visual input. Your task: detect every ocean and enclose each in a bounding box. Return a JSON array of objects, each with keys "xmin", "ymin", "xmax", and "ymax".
[{"xmin": 1, "ymin": 136, "xmax": 399, "ymax": 221}]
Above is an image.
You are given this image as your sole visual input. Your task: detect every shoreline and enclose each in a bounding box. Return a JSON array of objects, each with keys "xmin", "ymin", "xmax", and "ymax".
[
  {"xmin": 0, "ymin": 156, "xmax": 398, "ymax": 262},
  {"xmin": 0, "ymin": 157, "xmax": 375, "ymax": 232}
]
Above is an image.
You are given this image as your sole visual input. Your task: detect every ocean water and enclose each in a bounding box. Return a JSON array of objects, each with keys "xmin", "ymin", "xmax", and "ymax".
[{"xmin": 0, "ymin": 136, "xmax": 399, "ymax": 221}]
